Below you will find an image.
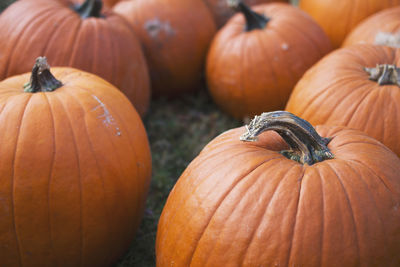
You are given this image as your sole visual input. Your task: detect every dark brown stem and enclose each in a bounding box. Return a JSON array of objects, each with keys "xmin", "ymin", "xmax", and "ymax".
[
  {"xmin": 228, "ymin": 0, "xmax": 269, "ymax": 31},
  {"xmin": 73, "ymin": 0, "xmax": 103, "ymax": 19},
  {"xmin": 364, "ymin": 64, "xmax": 400, "ymax": 86},
  {"xmin": 240, "ymin": 111, "xmax": 334, "ymax": 165},
  {"xmin": 24, "ymin": 57, "xmax": 63, "ymax": 93}
]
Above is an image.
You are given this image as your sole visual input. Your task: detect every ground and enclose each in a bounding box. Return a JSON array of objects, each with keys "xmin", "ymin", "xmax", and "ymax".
[{"xmin": 116, "ymin": 89, "xmax": 242, "ymax": 266}]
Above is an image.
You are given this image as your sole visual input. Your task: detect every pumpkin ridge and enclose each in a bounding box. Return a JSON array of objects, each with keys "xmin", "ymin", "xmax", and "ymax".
[
  {"xmin": 275, "ymin": 14, "xmax": 325, "ymax": 58},
  {"xmin": 68, "ymin": 18, "xmax": 84, "ymax": 67},
  {"xmin": 63, "ymin": 89, "xmax": 117, "ymax": 262},
  {"xmin": 293, "ymin": 76, "xmax": 365, "ymax": 123},
  {"xmin": 320, "ymin": 82, "xmax": 372, "ymax": 127},
  {"xmin": 66, "ymin": 82, "xmax": 151, "ymax": 247},
  {"xmin": 53, "ymin": 92, "xmax": 84, "ymax": 265},
  {"xmin": 89, "ymin": 19, "xmax": 100, "ymax": 75},
  {"xmin": 317, "ymin": 166, "xmax": 325, "ymax": 267},
  {"xmin": 238, "ymin": 35, "xmax": 248, "ymax": 115},
  {"xmin": 40, "ymin": 7, "xmax": 72, "ymax": 60},
  {"xmin": 286, "ymin": 168, "xmax": 306, "ymax": 266},
  {"xmin": 325, "ymin": 162, "xmax": 361, "ymax": 265},
  {"xmin": 346, "ymin": 158, "xmax": 392, "ymax": 194},
  {"xmin": 264, "ymin": 25, "xmax": 296, "ymax": 81},
  {"xmin": 4, "ymin": 6, "xmax": 56, "ymax": 78},
  {"xmin": 43, "ymin": 93, "xmax": 57, "ymax": 266},
  {"xmin": 189, "ymin": 156, "xmax": 285, "ymax": 266},
  {"xmin": 10, "ymin": 93, "xmax": 33, "ymax": 267},
  {"xmin": 256, "ymin": 31, "xmax": 282, "ymax": 105},
  {"xmin": 333, "ymin": 80, "xmax": 374, "ymax": 128},
  {"xmin": 341, "ymin": 160, "xmax": 388, "ymax": 249},
  {"xmin": 69, "ymin": 86, "xmax": 143, "ymax": 231},
  {"xmin": 239, "ymin": 163, "xmax": 302, "ymax": 265},
  {"xmin": 158, "ymin": 148, "xmax": 269, "ymax": 254},
  {"xmin": 346, "ymin": 88, "xmax": 380, "ymax": 134}
]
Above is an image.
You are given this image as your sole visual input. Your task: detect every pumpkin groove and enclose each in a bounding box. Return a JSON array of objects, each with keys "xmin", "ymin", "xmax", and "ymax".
[
  {"xmin": 0, "ymin": 0, "xmax": 150, "ymax": 116},
  {"xmin": 156, "ymin": 111, "xmax": 400, "ymax": 266},
  {"xmin": 0, "ymin": 58, "xmax": 151, "ymax": 266}
]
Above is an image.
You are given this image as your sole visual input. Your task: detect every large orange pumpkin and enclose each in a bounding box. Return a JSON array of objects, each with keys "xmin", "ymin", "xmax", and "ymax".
[
  {"xmin": 0, "ymin": 57, "xmax": 152, "ymax": 267},
  {"xmin": 299, "ymin": 0, "xmax": 400, "ymax": 48},
  {"xmin": 204, "ymin": 0, "xmax": 288, "ymax": 28},
  {"xmin": 156, "ymin": 111, "xmax": 400, "ymax": 266},
  {"xmin": 286, "ymin": 44, "xmax": 400, "ymax": 156},
  {"xmin": 113, "ymin": 0, "xmax": 216, "ymax": 97},
  {"xmin": 343, "ymin": 6, "xmax": 400, "ymax": 48},
  {"xmin": 0, "ymin": 0, "xmax": 150, "ymax": 116},
  {"xmin": 206, "ymin": 1, "xmax": 331, "ymax": 119}
]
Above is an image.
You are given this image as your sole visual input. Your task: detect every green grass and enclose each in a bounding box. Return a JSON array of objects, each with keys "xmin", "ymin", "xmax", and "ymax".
[{"xmin": 115, "ymin": 89, "xmax": 242, "ymax": 266}]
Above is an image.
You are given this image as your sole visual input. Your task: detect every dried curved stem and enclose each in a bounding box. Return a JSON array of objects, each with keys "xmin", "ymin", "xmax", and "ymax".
[{"xmin": 240, "ymin": 111, "xmax": 334, "ymax": 165}]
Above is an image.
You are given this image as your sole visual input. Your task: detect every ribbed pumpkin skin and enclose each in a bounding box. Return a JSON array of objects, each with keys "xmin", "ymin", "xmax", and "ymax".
[
  {"xmin": 206, "ymin": 3, "xmax": 331, "ymax": 119},
  {"xmin": 285, "ymin": 45, "xmax": 400, "ymax": 156},
  {"xmin": 204, "ymin": 0, "xmax": 288, "ymax": 28},
  {"xmin": 0, "ymin": 68, "xmax": 152, "ymax": 267},
  {"xmin": 343, "ymin": 6, "xmax": 400, "ymax": 47},
  {"xmin": 0, "ymin": 0, "xmax": 150, "ymax": 116},
  {"xmin": 113, "ymin": 0, "xmax": 216, "ymax": 97},
  {"xmin": 156, "ymin": 125, "xmax": 400, "ymax": 266},
  {"xmin": 299, "ymin": 0, "xmax": 400, "ymax": 48}
]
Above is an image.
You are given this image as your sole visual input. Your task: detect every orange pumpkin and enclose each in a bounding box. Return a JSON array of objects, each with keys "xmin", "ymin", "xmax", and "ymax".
[
  {"xmin": 0, "ymin": 57, "xmax": 152, "ymax": 267},
  {"xmin": 156, "ymin": 111, "xmax": 400, "ymax": 266},
  {"xmin": 206, "ymin": 1, "xmax": 331, "ymax": 119},
  {"xmin": 343, "ymin": 6, "xmax": 400, "ymax": 48},
  {"xmin": 113, "ymin": 0, "xmax": 216, "ymax": 97},
  {"xmin": 286, "ymin": 44, "xmax": 400, "ymax": 156},
  {"xmin": 204, "ymin": 0, "xmax": 288, "ymax": 28},
  {"xmin": 0, "ymin": 0, "xmax": 150, "ymax": 116},
  {"xmin": 299, "ymin": 0, "xmax": 400, "ymax": 48}
]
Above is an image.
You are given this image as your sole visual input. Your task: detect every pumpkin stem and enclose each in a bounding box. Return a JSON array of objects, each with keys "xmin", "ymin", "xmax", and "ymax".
[
  {"xmin": 24, "ymin": 57, "xmax": 63, "ymax": 93},
  {"xmin": 73, "ymin": 0, "xmax": 103, "ymax": 19},
  {"xmin": 364, "ymin": 64, "xmax": 400, "ymax": 86},
  {"xmin": 227, "ymin": 0, "xmax": 269, "ymax": 31},
  {"xmin": 240, "ymin": 111, "xmax": 334, "ymax": 165}
]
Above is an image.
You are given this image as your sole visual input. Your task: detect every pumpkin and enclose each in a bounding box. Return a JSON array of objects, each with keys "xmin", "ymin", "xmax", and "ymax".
[
  {"xmin": 113, "ymin": 0, "xmax": 216, "ymax": 97},
  {"xmin": 156, "ymin": 111, "xmax": 400, "ymax": 266},
  {"xmin": 204, "ymin": 0, "xmax": 288, "ymax": 28},
  {"xmin": 299, "ymin": 0, "xmax": 400, "ymax": 48},
  {"xmin": 206, "ymin": 1, "xmax": 331, "ymax": 119},
  {"xmin": 0, "ymin": 57, "xmax": 152, "ymax": 267},
  {"xmin": 286, "ymin": 44, "xmax": 400, "ymax": 156},
  {"xmin": 0, "ymin": 0, "xmax": 150, "ymax": 116},
  {"xmin": 343, "ymin": 6, "xmax": 400, "ymax": 48}
]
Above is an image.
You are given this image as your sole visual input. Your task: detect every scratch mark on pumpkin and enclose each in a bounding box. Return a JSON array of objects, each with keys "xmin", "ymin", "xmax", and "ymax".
[
  {"xmin": 144, "ymin": 18, "xmax": 176, "ymax": 40},
  {"xmin": 91, "ymin": 95, "xmax": 121, "ymax": 136},
  {"xmin": 374, "ymin": 31, "xmax": 400, "ymax": 48}
]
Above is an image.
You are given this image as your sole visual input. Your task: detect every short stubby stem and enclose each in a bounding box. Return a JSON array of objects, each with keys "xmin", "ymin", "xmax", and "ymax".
[
  {"xmin": 364, "ymin": 64, "xmax": 400, "ymax": 86},
  {"xmin": 73, "ymin": 0, "xmax": 103, "ymax": 19},
  {"xmin": 240, "ymin": 111, "xmax": 334, "ymax": 165},
  {"xmin": 227, "ymin": 0, "xmax": 269, "ymax": 31},
  {"xmin": 24, "ymin": 57, "xmax": 63, "ymax": 93}
]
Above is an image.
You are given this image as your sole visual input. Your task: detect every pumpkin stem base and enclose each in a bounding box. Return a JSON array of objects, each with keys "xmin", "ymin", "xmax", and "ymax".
[
  {"xmin": 228, "ymin": 0, "xmax": 269, "ymax": 31},
  {"xmin": 240, "ymin": 111, "xmax": 334, "ymax": 165},
  {"xmin": 364, "ymin": 64, "xmax": 400, "ymax": 86},
  {"xmin": 73, "ymin": 0, "xmax": 103, "ymax": 19},
  {"xmin": 24, "ymin": 57, "xmax": 63, "ymax": 93}
]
